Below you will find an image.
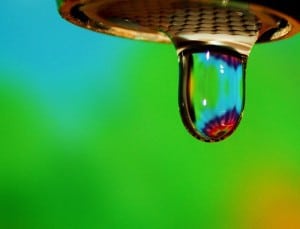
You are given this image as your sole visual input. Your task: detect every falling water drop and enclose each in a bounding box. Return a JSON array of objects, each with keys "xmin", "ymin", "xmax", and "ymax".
[
  {"xmin": 163, "ymin": 3, "xmax": 261, "ymax": 142},
  {"xmin": 177, "ymin": 45, "xmax": 247, "ymax": 142}
]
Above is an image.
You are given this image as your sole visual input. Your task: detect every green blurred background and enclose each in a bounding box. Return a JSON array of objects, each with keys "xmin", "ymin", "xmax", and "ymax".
[{"xmin": 0, "ymin": 1, "xmax": 299, "ymax": 229}]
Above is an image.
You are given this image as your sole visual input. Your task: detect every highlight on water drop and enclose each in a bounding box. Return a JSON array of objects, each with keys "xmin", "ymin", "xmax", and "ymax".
[{"xmin": 178, "ymin": 45, "xmax": 247, "ymax": 142}]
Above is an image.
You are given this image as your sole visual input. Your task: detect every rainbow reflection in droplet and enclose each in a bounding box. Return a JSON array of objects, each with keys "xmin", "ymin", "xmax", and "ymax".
[{"xmin": 178, "ymin": 46, "xmax": 246, "ymax": 142}]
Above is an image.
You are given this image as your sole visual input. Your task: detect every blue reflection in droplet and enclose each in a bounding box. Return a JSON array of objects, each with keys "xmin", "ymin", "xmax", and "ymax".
[{"xmin": 178, "ymin": 46, "xmax": 246, "ymax": 142}]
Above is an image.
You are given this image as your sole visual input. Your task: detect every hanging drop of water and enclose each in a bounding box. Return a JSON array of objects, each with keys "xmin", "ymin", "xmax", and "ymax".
[
  {"xmin": 164, "ymin": 4, "xmax": 260, "ymax": 142},
  {"xmin": 177, "ymin": 45, "xmax": 247, "ymax": 142}
]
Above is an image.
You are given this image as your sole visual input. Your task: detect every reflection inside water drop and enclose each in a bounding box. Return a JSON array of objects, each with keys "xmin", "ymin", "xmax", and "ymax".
[{"xmin": 178, "ymin": 46, "xmax": 247, "ymax": 142}]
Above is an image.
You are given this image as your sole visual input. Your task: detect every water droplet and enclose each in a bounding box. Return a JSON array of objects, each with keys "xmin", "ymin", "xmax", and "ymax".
[
  {"xmin": 177, "ymin": 45, "xmax": 247, "ymax": 142},
  {"xmin": 160, "ymin": 3, "xmax": 259, "ymax": 142}
]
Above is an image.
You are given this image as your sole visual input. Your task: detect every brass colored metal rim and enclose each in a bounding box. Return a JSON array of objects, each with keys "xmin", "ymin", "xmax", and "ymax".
[{"xmin": 58, "ymin": 0, "xmax": 300, "ymax": 44}]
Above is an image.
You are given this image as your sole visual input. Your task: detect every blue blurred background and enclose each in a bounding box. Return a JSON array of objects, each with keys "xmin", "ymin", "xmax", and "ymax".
[{"xmin": 0, "ymin": 1, "xmax": 300, "ymax": 228}]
